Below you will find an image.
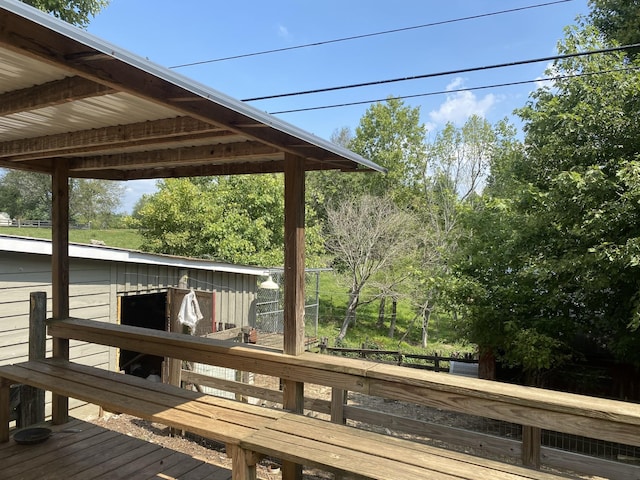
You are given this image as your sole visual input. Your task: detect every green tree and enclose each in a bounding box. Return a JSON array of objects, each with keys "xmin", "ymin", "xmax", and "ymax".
[
  {"xmin": 350, "ymin": 97, "xmax": 426, "ymax": 204},
  {"xmin": 21, "ymin": 0, "xmax": 109, "ymax": 28},
  {"xmin": 70, "ymin": 178, "xmax": 124, "ymax": 227},
  {"xmin": 135, "ymin": 175, "xmax": 325, "ymax": 267},
  {"xmin": 404, "ymin": 115, "xmax": 509, "ymax": 349},
  {"xmin": 589, "ymin": 0, "xmax": 640, "ymax": 48},
  {"xmin": 455, "ymin": 20, "xmax": 640, "ymax": 381},
  {"xmin": 0, "ymin": 170, "xmax": 51, "ymax": 220},
  {"xmin": 0, "ymin": 170, "xmax": 123, "ymax": 225}
]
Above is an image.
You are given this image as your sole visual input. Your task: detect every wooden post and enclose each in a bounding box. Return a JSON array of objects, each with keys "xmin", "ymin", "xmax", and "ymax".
[
  {"xmin": 51, "ymin": 165, "xmax": 70, "ymax": 424},
  {"xmin": 331, "ymin": 388, "xmax": 347, "ymax": 425},
  {"xmin": 282, "ymin": 153, "xmax": 305, "ymax": 480},
  {"xmin": 0, "ymin": 377, "xmax": 10, "ymax": 442},
  {"xmin": 522, "ymin": 425, "xmax": 542, "ymax": 468},
  {"xmin": 283, "ymin": 152, "xmax": 306, "ymax": 356},
  {"xmin": 20, "ymin": 292, "xmax": 47, "ymax": 426},
  {"xmin": 227, "ymin": 444, "xmax": 259, "ymax": 480}
]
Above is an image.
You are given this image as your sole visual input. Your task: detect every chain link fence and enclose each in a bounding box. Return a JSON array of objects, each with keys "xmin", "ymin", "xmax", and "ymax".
[{"xmin": 255, "ymin": 268, "xmax": 326, "ymax": 338}]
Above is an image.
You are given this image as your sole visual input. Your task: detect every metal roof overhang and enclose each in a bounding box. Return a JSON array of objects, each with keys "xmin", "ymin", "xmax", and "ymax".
[{"xmin": 0, "ymin": 0, "xmax": 386, "ymax": 180}]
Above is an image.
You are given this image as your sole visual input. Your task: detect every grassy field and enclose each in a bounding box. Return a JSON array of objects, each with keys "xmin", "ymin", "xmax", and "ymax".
[
  {"xmin": 0, "ymin": 227, "xmax": 143, "ymax": 250},
  {"xmin": 316, "ymin": 270, "xmax": 473, "ymax": 355}
]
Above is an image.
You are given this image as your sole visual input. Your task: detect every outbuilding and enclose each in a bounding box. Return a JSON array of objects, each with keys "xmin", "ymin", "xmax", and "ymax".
[{"xmin": 0, "ymin": 234, "xmax": 267, "ymax": 416}]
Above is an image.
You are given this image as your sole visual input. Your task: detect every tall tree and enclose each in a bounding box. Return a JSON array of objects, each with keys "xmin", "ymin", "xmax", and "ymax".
[
  {"xmin": 325, "ymin": 195, "xmax": 416, "ymax": 341},
  {"xmin": 21, "ymin": 0, "xmax": 109, "ymax": 28},
  {"xmin": 350, "ymin": 97, "xmax": 426, "ymax": 205},
  {"xmin": 455, "ymin": 20, "xmax": 640, "ymax": 382},
  {"xmin": 0, "ymin": 170, "xmax": 123, "ymax": 226},
  {"xmin": 404, "ymin": 116, "xmax": 508, "ymax": 348},
  {"xmin": 589, "ymin": 0, "xmax": 640, "ymax": 48},
  {"xmin": 135, "ymin": 175, "xmax": 325, "ymax": 267}
]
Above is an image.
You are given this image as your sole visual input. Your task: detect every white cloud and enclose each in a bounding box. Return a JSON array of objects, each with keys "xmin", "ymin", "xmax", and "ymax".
[
  {"xmin": 277, "ymin": 24, "xmax": 290, "ymax": 38},
  {"xmin": 446, "ymin": 77, "xmax": 465, "ymax": 91},
  {"xmin": 428, "ymin": 77, "xmax": 498, "ymax": 126}
]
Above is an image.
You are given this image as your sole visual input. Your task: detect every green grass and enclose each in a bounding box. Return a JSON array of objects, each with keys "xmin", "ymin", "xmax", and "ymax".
[
  {"xmin": 316, "ymin": 271, "xmax": 474, "ymax": 355},
  {"xmin": 0, "ymin": 227, "xmax": 143, "ymax": 250}
]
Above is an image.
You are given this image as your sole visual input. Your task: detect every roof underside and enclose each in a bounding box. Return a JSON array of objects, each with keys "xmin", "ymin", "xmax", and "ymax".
[{"xmin": 0, "ymin": 0, "xmax": 385, "ymax": 180}]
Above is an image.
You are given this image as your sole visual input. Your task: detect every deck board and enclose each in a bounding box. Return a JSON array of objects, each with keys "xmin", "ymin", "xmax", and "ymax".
[{"xmin": 3, "ymin": 418, "xmax": 232, "ymax": 480}]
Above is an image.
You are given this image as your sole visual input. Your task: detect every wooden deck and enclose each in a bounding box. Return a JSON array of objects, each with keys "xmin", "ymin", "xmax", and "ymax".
[{"xmin": 1, "ymin": 418, "xmax": 232, "ymax": 480}]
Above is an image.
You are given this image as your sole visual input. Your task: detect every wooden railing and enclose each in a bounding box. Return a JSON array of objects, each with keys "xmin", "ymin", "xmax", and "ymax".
[
  {"xmin": 318, "ymin": 341, "xmax": 477, "ymax": 372},
  {"xmin": 48, "ymin": 317, "xmax": 640, "ymax": 479}
]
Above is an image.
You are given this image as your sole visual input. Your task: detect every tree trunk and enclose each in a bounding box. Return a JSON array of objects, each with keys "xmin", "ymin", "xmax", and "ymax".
[
  {"xmin": 388, "ymin": 298, "xmax": 398, "ymax": 338},
  {"xmin": 421, "ymin": 308, "xmax": 431, "ymax": 348},
  {"xmin": 337, "ymin": 291, "xmax": 359, "ymax": 341},
  {"xmin": 376, "ymin": 296, "xmax": 386, "ymax": 329},
  {"xmin": 478, "ymin": 346, "xmax": 496, "ymax": 380}
]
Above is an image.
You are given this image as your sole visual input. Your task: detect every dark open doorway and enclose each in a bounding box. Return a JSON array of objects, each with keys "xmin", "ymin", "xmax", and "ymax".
[{"xmin": 119, "ymin": 292, "xmax": 166, "ymax": 380}]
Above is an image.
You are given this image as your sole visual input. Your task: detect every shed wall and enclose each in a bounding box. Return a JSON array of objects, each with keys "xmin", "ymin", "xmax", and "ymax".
[{"xmin": 0, "ymin": 250, "xmax": 258, "ymax": 418}]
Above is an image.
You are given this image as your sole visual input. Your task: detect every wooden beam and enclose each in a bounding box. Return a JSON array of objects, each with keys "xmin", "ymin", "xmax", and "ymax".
[
  {"xmin": 0, "ymin": 158, "xmax": 52, "ymax": 174},
  {"xmin": 51, "ymin": 165, "xmax": 69, "ymax": 320},
  {"xmin": 67, "ymin": 142, "xmax": 281, "ymax": 172},
  {"xmin": 0, "ymin": 117, "xmax": 232, "ymax": 162},
  {"xmin": 20, "ymin": 292, "xmax": 47, "ymax": 426},
  {"xmin": 68, "ymin": 158, "xmax": 367, "ymax": 180},
  {"xmin": 283, "ymin": 152, "xmax": 306, "ymax": 356},
  {"xmin": 70, "ymin": 159, "xmax": 286, "ymax": 180},
  {"xmin": 0, "ymin": 76, "xmax": 113, "ymax": 116},
  {"xmin": 523, "ymin": 426, "xmax": 542, "ymax": 469},
  {"xmin": 282, "ymin": 153, "xmax": 305, "ymax": 480},
  {"xmin": 51, "ymin": 163, "xmax": 70, "ymax": 424}
]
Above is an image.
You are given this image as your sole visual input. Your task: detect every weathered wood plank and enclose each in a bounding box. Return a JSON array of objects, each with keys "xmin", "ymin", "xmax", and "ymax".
[
  {"xmin": 344, "ymin": 404, "xmax": 523, "ymax": 460},
  {"xmin": 541, "ymin": 446, "xmax": 640, "ymax": 480},
  {"xmin": 0, "ymin": 418, "xmax": 233, "ymax": 480},
  {"xmin": 15, "ymin": 433, "xmax": 135, "ymax": 480},
  {"xmin": 70, "ymin": 440, "xmax": 164, "ymax": 480},
  {"xmin": 0, "ymin": 359, "xmax": 286, "ymax": 446},
  {"xmin": 0, "ymin": 377, "xmax": 9, "ymax": 442},
  {"xmin": 2, "ymin": 429, "xmax": 120, "ymax": 475},
  {"xmin": 250, "ymin": 414, "xmax": 565, "ymax": 480}
]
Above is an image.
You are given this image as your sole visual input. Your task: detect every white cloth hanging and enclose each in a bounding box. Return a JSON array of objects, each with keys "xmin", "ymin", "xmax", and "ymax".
[{"xmin": 177, "ymin": 289, "xmax": 203, "ymax": 329}]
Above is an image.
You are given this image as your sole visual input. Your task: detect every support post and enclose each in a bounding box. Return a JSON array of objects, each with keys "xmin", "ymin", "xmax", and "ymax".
[
  {"xmin": 282, "ymin": 153, "xmax": 306, "ymax": 480},
  {"xmin": 20, "ymin": 292, "xmax": 47, "ymax": 426},
  {"xmin": 51, "ymin": 165, "xmax": 70, "ymax": 424},
  {"xmin": 522, "ymin": 425, "xmax": 541, "ymax": 468},
  {"xmin": 331, "ymin": 388, "xmax": 347, "ymax": 425},
  {"xmin": 227, "ymin": 444, "xmax": 258, "ymax": 480},
  {"xmin": 0, "ymin": 378, "xmax": 9, "ymax": 442}
]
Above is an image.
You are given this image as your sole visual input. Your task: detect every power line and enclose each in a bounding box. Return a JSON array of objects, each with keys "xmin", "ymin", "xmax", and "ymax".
[
  {"xmin": 268, "ymin": 67, "xmax": 640, "ymax": 115},
  {"xmin": 243, "ymin": 43, "xmax": 640, "ymax": 102},
  {"xmin": 169, "ymin": 0, "xmax": 573, "ymax": 69}
]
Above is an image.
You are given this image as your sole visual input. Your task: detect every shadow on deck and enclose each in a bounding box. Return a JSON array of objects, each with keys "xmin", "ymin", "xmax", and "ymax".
[{"xmin": 1, "ymin": 418, "xmax": 232, "ymax": 480}]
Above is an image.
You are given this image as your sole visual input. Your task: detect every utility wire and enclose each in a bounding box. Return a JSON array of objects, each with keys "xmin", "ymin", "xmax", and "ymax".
[
  {"xmin": 169, "ymin": 0, "xmax": 573, "ymax": 69},
  {"xmin": 243, "ymin": 43, "xmax": 640, "ymax": 102},
  {"xmin": 268, "ymin": 67, "xmax": 640, "ymax": 114}
]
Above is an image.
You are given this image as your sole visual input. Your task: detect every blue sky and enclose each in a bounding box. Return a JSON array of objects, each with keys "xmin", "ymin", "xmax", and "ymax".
[{"xmin": 85, "ymin": 0, "xmax": 591, "ymax": 212}]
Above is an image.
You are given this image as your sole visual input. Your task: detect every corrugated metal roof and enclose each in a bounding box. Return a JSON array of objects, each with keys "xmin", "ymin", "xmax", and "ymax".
[
  {"xmin": 0, "ymin": 0, "xmax": 386, "ymax": 179},
  {"xmin": 0, "ymin": 234, "xmax": 269, "ymax": 276}
]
